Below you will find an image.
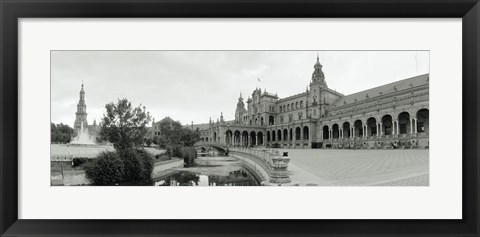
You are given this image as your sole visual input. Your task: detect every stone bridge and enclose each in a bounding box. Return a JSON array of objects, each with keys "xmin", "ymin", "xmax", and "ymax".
[
  {"xmin": 194, "ymin": 142, "xmax": 229, "ymax": 154},
  {"xmin": 194, "ymin": 142, "xmax": 294, "ymax": 186},
  {"xmin": 229, "ymin": 147, "xmax": 293, "ymax": 186}
]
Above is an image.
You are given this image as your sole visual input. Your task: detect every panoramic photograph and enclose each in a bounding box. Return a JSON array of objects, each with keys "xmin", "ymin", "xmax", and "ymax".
[{"xmin": 50, "ymin": 51, "xmax": 429, "ymax": 186}]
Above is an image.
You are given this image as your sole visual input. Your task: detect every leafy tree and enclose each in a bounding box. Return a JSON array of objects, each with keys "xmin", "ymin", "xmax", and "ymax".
[
  {"xmin": 99, "ymin": 98, "xmax": 152, "ymax": 150},
  {"xmin": 51, "ymin": 122, "xmax": 74, "ymax": 143},
  {"xmin": 154, "ymin": 117, "xmax": 201, "ymax": 148}
]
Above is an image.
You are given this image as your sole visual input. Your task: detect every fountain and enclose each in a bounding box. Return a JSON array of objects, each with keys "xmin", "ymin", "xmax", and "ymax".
[{"xmin": 70, "ymin": 122, "xmax": 96, "ymax": 145}]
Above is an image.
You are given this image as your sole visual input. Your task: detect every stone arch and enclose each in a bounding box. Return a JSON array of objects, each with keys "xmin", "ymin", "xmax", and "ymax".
[
  {"xmin": 234, "ymin": 130, "xmax": 241, "ymax": 146},
  {"xmin": 342, "ymin": 122, "xmax": 351, "ymax": 138},
  {"xmin": 354, "ymin": 120, "xmax": 363, "ymax": 137},
  {"xmin": 277, "ymin": 129, "xmax": 282, "ymax": 141},
  {"xmin": 250, "ymin": 131, "xmax": 257, "ymax": 146},
  {"xmin": 332, "ymin": 124, "xmax": 340, "ymax": 139},
  {"xmin": 381, "ymin": 114, "xmax": 393, "ymax": 135},
  {"xmin": 225, "ymin": 130, "xmax": 233, "ymax": 146},
  {"xmin": 242, "ymin": 131, "xmax": 249, "ymax": 146},
  {"xmin": 295, "ymin": 127, "xmax": 301, "ymax": 140},
  {"xmin": 303, "ymin": 126, "xmax": 309, "ymax": 140},
  {"xmin": 367, "ymin": 117, "xmax": 377, "ymax": 137},
  {"xmin": 416, "ymin": 109, "xmax": 429, "ymax": 133},
  {"xmin": 257, "ymin": 131, "xmax": 264, "ymax": 145},
  {"xmin": 283, "ymin": 129, "xmax": 288, "ymax": 141},
  {"xmin": 398, "ymin": 112, "xmax": 411, "ymax": 134},
  {"xmin": 289, "ymin": 128, "xmax": 293, "ymax": 140},
  {"xmin": 213, "ymin": 132, "xmax": 217, "ymax": 142},
  {"xmin": 266, "ymin": 131, "xmax": 271, "ymax": 142},
  {"xmin": 272, "ymin": 130, "xmax": 276, "ymax": 142},
  {"xmin": 323, "ymin": 125, "xmax": 329, "ymax": 139}
]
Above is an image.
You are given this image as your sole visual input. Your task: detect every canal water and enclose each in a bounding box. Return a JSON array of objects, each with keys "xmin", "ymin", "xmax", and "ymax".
[{"xmin": 154, "ymin": 156, "xmax": 260, "ymax": 186}]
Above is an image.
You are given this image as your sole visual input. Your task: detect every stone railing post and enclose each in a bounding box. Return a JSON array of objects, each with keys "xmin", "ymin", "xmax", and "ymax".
[{"xmin": 269, "ymin": 150, "xmax": 291, "ymax": 184}]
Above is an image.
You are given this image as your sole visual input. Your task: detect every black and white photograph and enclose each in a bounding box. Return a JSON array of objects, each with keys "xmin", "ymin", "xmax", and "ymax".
[{"xmin": 50, "ymin": 51, "xmax": 429, "ymax": 186}]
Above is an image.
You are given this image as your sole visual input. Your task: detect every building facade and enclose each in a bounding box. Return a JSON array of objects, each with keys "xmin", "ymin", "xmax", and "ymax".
[{"xmin": 195, "ymin": 56, "xmax": 429, "ymax": 149}]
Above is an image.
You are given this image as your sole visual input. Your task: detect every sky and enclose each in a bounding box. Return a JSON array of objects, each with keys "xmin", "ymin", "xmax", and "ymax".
[{"xmin": 51, "ymin": 51, "xmax": 429, "ymax": 127}]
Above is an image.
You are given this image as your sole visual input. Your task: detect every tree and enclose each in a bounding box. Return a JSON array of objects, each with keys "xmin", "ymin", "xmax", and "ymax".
[
  {"xmin": 99, "ymin": 98, "xmax": 152, "ymax": 150},
  {"xmin": 153, "ymin": 117, "xmax": 201, "ymax": 148},
  {"xmin": 51, "ymin": 122, "xmax": 74, "ymax": 143}
]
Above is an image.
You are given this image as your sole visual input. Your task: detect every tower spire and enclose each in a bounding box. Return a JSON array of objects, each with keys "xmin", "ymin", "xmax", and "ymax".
[
  {"xmin": 74, "ymin": 82, "xmax": 88, "ymax": 132},
  {"xmin": 311, "ymin": 55, "xmax": 327, "ymax": 87}
]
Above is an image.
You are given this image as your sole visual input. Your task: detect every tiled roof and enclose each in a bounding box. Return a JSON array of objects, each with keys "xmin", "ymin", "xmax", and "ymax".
[{"xmin": 330, "ymin": 73, "xmax": 429, "ymax": 108}]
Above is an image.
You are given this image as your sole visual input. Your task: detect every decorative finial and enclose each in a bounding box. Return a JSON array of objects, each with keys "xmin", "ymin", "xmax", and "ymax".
[{"xmin": 317, "ymin": 52, "xmax": 319, "ymax": 62}]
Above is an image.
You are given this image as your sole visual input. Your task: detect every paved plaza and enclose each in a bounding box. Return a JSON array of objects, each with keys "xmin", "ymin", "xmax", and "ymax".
[{"xmin": 278, "ymin": 149, "xmax": 429, "ymax": 186}]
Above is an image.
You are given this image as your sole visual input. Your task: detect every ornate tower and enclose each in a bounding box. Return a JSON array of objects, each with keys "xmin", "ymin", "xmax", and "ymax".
[
  {"xmin": 235, "ymin": 93, "xmax": 246, "ymax": 124},
  {"xmin": 309, "ymin": 55, "xmax": 328, "ymax": 119},
  {"xmin": 311, "ymin": 54, "xmax": 327, "ymax": 87},
  {"xmin": 74, "ymin": 83, "xmax": 88, "ymax": 132}
]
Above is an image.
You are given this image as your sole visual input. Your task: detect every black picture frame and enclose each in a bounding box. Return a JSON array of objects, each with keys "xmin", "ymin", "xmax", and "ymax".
[{"xmin": 1, "ymin": 0, "xmax": 479, "ymax": 236}]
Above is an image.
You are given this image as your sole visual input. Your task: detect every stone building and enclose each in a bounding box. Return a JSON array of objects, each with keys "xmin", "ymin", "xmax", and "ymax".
[{"xmin": 195, "ymin": 56, "xmax": 429, "ymax": 149}]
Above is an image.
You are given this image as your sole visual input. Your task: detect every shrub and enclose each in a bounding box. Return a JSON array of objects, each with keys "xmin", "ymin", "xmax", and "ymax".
[
  {"xmin": 181, "ymin": 147, "xmax": 197, "ymax": 165},
  {"xmin": 119, "ymin": 148, "xmax": 154, "ymax": 181},
  {"xmin": 72, "ymin": 157, "xmax": 90, "ymax": 167},
  {"xmin": 166, "ymin": 145, "xmax": 182, "ymax": 158},
  {"xmin": 84, "ymin": 148, "xmax": 154, "ymax": 185},
  {"xmin": 84, "ymin": 151, "xmax": 125, "ymax": 185}
]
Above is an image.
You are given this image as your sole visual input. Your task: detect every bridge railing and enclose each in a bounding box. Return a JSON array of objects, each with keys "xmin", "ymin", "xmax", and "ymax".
[{"xmin": 230, "ymin": 147, "xmax": 291, "ymax": 185}]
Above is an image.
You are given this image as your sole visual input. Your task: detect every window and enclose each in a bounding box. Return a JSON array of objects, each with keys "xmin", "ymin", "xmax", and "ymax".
[{"xmin": 300, "ymin": 101, "xmax": 304, "ymax": 108}]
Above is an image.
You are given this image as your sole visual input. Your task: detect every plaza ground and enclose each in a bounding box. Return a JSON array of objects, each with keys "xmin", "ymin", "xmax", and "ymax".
[{"xmin": 278, "ymin": 149, "xmax": 429, "ymax": 186}]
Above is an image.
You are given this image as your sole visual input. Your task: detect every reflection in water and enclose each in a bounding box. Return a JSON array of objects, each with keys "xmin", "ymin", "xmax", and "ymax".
[
  {"xmin": 155, "ymin": 168, "xmax": 259, "ymax": 186},
  {"xmin": 123, "ymin": 156, "xmax": 261, "ymax": 186},
  {"xmin": 154, "ymin": 156, "xmax": 260, "ymax": 186}
]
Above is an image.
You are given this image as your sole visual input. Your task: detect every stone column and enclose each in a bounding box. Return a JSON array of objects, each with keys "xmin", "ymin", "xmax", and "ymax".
[
  {"xmin": 292, "ymin": 129, "xmax": 296, "ymax": 149},
  {"xmin": 413, "ymin": 118, "xmax": 417, "ymax": 133},
  {"xmin": 308, "ymin": 129, "xmax": 312, "ymax": 147},
  {"xmin": 380, "ymin": 122, "xmax": 383, "ymax": 136},
  {"xmin": 410, "ymin": 119, "xmax": 413, "ymax": 134}
]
